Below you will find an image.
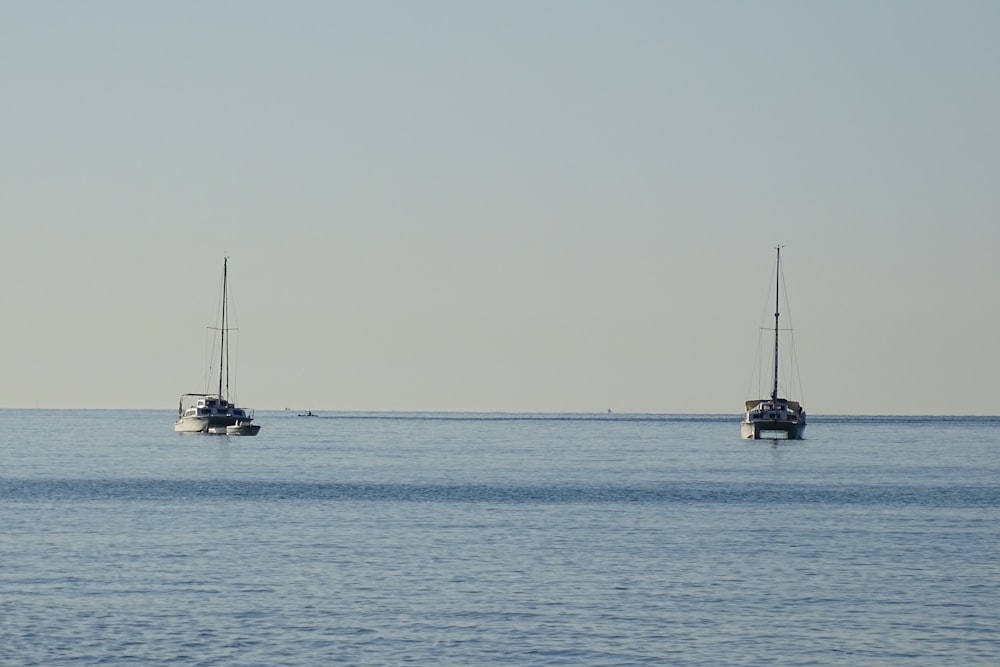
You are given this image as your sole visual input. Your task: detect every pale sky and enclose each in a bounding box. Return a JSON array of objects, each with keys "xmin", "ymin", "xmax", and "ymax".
[{"xmin": 3, "ymin": 1, "xmax": 998, "ymax": 414}]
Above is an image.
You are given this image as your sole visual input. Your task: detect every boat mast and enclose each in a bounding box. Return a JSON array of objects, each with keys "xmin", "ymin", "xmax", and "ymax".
[
  {"xmin": 771, "ymin": 246, "xmax": 781, "ymax": 401},
  {"xmin": 219, "ymin": 257, "xmax": 228, "ymax": 401}
]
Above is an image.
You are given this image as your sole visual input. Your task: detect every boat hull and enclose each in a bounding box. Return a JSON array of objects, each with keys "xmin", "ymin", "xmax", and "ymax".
[
  {"xmin": 227, "ymin": 422, "xmax": 261, "ymax": 436},
  {"xmin": 174, "ymin": 414, "xmax": 243, "ymax": 434},
  {"xmin": 741, "ymin": 419, "xmax": 806, "ymax": 440},
  {"xmin": 174, "ymin": 416, "xmax": 210, "ymax": 433}
]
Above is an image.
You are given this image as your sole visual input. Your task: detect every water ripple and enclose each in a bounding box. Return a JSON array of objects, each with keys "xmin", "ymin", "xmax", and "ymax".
[{"xmin": 2, "ymin": 478, "xmax": 997, "ymax": 506}]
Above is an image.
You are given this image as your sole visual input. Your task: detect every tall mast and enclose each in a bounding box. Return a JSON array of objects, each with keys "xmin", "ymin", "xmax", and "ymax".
[
  {"xmin": 771, "ymin": 246, "xmax": 781, "ymax": 401},
  {"xmin": 219, "ymin": 257, "xmax": 228, "ymax": 400}
]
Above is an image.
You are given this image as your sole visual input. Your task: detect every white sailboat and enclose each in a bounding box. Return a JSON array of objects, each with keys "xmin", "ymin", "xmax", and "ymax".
[
  {"xmin": 741, "ymin": 246, "xmax": 806, "ymax": 440},
  {"xmin": 174, "ymin": 257, "xmax": 261, "ymax": 436}
]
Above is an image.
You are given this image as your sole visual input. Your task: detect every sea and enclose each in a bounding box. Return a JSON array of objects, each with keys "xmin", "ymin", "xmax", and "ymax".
[{"xmin": 1, "ymin": 409, "xmax": 998, "ymax": 666}]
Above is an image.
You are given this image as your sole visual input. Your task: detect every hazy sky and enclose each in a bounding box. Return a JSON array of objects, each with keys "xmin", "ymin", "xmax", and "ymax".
[{"xmin": 3, "ymin": 1, "xmax": 998, "ymax": 414}]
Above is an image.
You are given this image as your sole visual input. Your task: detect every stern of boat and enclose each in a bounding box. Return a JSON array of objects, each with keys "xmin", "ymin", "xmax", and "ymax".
[{"xmin": 742, "ymin": 419, "xmax": 806, "ymax": 440}]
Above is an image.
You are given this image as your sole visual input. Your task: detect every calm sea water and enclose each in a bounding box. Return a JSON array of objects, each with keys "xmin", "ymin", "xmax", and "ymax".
[{"xmin": 1, "ymin": 410, "xmax": 998, "ymax": 665}]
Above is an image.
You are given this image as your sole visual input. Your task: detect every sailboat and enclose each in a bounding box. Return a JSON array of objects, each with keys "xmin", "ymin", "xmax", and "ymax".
[
  {"xmin": 741, "ymin": 246, "xmax": 806, "ymax": 439},
  {"xmin": 174, "ymin": 257, "xmax": 261, "ymax": 436}
]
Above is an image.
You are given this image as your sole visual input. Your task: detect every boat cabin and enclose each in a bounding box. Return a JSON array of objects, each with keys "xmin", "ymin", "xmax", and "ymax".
[
  {"xmin": 744, "ymin": 398, "xmax": 804, "ymax": 423},
  {"xmin": 180, "ymin": 396, "xmax": 248, "ymax": 419}
]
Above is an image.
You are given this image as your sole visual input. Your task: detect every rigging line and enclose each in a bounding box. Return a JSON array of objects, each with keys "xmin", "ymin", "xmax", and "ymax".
[
  {"xmin": 222, "ymin": 257, "xmax": 228, "ymax": 401},
  {"xmin": 789, "ymin": 330, "xmax": 806, "ymax": 405},
  {"xmin": 746, "ymin": 253, "xmax": 779, "ymax": 401},
  {"xmin": 778, "ymin": 256, "xmax": 796, "ymax": 332},
  {"xmin": 776, "ymin": 252, "xmax": 806, "ymax": 404},
  {"xmin": 222, "ymin": 258, "xmax": 243, "ymax": 402},
  {"xmin": 745, "ymin": 328, "xmax": 765, "ymax": 402},
  {"xmin": 203, "ymin": 326, "xmax": 217, "ymax": 395},
  {"xmin": 756, "ymin": 259, "xmax": 778, "ymax": 333},
  {"xmin": 228, "ymin": 330, "xmax": 241, "ymax": 406}
]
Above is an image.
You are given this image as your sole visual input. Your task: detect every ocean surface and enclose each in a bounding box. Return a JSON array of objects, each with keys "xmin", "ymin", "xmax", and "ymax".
[{"xmin": 1, "ymin": 410, "xmax": 998, "ymax": 666}]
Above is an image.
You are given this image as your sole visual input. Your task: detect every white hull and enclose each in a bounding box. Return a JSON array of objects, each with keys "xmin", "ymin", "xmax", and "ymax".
[
  {"xmin": 175, "ymin": 417, "xmax": 261, "ymax": 436},
  {"xmin": 202, "ymin": 422, "xmax": 261, "ymax": 436},
  {"xmin": 227, "ymin": 422, "xmax": 261, "ymax": 436},
  {"xmin": 741, "ymin": 419, "xmax": 806, "ymax": 440},
  {"xmin": 174, "ymin": 416, "xmax": 210, "ymax": 433}
]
